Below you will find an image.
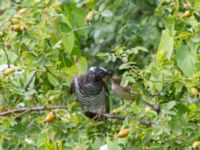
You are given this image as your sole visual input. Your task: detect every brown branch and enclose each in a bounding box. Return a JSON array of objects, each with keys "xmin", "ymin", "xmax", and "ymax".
[
  {"xmin": 98, "ymin": 113, "xmax": 154, "ymax": 127},
  {"xmin": 143, "ymin": 100, "xmax": 161, "ymax": 114},
  {"xmin": 101, "ymin": 113, "xmax": 126, "ymax": 120},
  {"xmin": 0, "ymin": 106, "xmax": 154, "ymax": 127},
  {"xmin": 0, "ymin": 106, "xmax": 67, "ymax": 116},
  {"xmin": 139, "ymin": 118, "xmax": 154, "ymax": 127}
]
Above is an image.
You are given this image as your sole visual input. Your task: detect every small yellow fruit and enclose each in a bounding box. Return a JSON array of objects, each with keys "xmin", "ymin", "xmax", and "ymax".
[
  {"xmin": 112, "ymin": 107, "xmax": 122, "ymax": 114},
  {"xmin": 49, "ymin": 95, "xmax": 58, "ymax": 101},
  {"xmin": 0, "ymin": 30, "xmax": 4, "ymax": 37},
  {"xmin": 45, "ymin": 0, "xmax": 49, "ymax": 4},
  {"xmin": 11, "ymin": 24, "xmax": 21, "ymax": 32},
  {"xmin": 86, "ymin": 11, "xmax": 94, "ymax": 22},
  {"xmin": 182, "ymin": 10, "xmax": 191, "ymax": 18},
  {"xmin": 12, "ymin": 23, "xmax": 28, "ymax": 32},
  {"xmin": 88, "ymin": 0, "xmax": 95, "ymax": 5},
  {"xmin": 10, "ymin": 18, "xmax": 19, "ymax": 24},
  {"xmin": 18, "ymin": 8, "xmax": 26, "ymax": 15},
  {"xmin": 3, "ymin": 68, "xmax": 15, "ymax": 76},
  {"xmin": 189, "ymin": 87, "xmax": 198, "ymax": 96},
  {"xmin": 145, "ymin": 106, "xmax": 151, "ymax": 112},
  {"xmin": 20, "ymin": 24, "xmax": 28, "ymax": 31},
  {"xmin": 52, "ymin": 2, "xmax": 59, "ymax": 8},
  {"xmin": 192, "ymin": 141, "xmax": 200, "ymax": 149},
  {"xmin": 118, "ymin": 129, "xmax": 129, "ymax": 138},
  {"xmin": 44, "ymin": 112, "xmax": 56, "ymax": 122}
]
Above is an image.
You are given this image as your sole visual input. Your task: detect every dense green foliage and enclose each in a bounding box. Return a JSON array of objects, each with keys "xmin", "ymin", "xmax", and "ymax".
[{"xmin": 0, "ymin": 0, "xmax": 200, "ymax": 149}]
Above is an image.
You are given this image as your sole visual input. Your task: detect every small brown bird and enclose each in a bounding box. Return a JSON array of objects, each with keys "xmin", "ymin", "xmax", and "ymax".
[
  {"xmin": 111, "ymin": 76, "xmax": 135, "ymax": 101},
  {"xmin": 110, "ymin": 75, "xmax": 160, "ymax": 113}
]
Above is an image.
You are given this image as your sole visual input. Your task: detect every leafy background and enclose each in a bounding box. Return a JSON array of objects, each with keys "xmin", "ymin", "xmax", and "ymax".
[{"xmin": 0, "ymin": 0, "xmax": 200, "ymax": 149}]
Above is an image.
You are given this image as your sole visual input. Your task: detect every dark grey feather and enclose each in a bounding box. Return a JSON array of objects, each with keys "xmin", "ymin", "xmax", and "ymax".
[{"xmin": 70, "ymin": 67, "xmax": 109, "ymax": 118}]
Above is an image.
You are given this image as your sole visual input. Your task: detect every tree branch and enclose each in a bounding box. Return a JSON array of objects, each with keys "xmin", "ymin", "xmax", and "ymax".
[
  {"xmin": 0, "ymin": 106, "xmax": 67, "ymax": 116},
  {"xmin": 101, "ymin": 113, "xmax": 126, "ymax": 120},
  {"xmin": 143, "ymin": 100, "xmax": 161, "ymax": 114},
  {"xmin": 97, "ymin": 113, "xmax": 154, "ymax": 127},
  {"xmin": 0, "ymin": 106, "xmax": 154, "ymax": 127}
]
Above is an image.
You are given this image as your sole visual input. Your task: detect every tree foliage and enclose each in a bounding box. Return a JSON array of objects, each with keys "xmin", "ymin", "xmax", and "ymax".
[{"xmin": 0, "ymin": 0, "xmax": 200, "ymax": 149}]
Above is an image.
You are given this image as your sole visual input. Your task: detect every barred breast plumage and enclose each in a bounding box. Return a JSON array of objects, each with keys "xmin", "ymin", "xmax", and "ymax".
[{"xmin": 70, "ymin": 67, "xmax": 110, "ymax": 118}]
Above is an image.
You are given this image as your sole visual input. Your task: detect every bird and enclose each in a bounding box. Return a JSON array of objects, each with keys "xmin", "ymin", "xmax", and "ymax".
[
  {"xmin": 110, "ymin": 76, "xmax": 135, "ymax": 101},
  {"xmin": 110, "ymin": 75, "xmax": 160, "ymax": 113},
  {"xmin": 70, "ymin": 66, "xmax": 110, "ymax": 119}
]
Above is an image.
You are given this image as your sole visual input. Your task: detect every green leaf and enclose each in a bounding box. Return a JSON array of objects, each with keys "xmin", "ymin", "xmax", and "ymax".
[
  {"xmin": 120, "ymin": 76, "xmax": 129, "ymax": 87},
  {"xmin": 156, "ymin": 17, "xmax": 175, "ymax": 62},
  {"xmin": 156, "ymin": 29, "xmax": 174, "ymax": 62},
  {"xmin": 176, "ymin": 44, "xmax": 197, "ymax": 77},
  {"xmin": 96, "ymin": 52, "xmax": 111, "ymax": 63},
  {"xmin": 128, "ymin": 46, "xmax": 148, "ymax": 54},
  {"xmin": 73, "ymin": 8, "xmax": 88, "ymax": 38},
  {"xmin": 62, "ymin": 65, "xmax": 79, "ymax": 86},
  {"xmin": 59, "ymin": 14, "xmax": 73, "ymax": 29},
  {"xmin": 90, "ymin": 138, "xmax": 103, "ymax": 150},
  {"xmin": 0, "ymin": 51, "xmax": 18, "ymax": 64},
  {"xmin": 101, "ymin": 10, "xmax": 113, "ymax": 17},
  {"xmin": 76, "ymin": 57, "xmax": 88, "ymax": 75},
  {"xmin": 188, "ymin": 103, "xmax": 197, "ymax": 112},
  {"xmin": 47, "ymin": 73, "xmax": 59, "ymax": 87},
  {"xmin": 119, "ymin": 62, "xmax": 135, "ymax": 70},
  {"xmin": 167, "ymin": 101, "xmax": 176, "ymax": 110},
  {"xmin": 61, "ymin": 32, "xmax": 75, "ymax": 54},
  {"xmin": 165, "ymin": 16, "xmax": 175, "ymax": 32},
  {"xmin": 106, "ymin": 137, "xmax": 120, "ymax": 150},
  {"xmin": 150, "ymin": 73, "xmax": 163, "ymax": 91}
]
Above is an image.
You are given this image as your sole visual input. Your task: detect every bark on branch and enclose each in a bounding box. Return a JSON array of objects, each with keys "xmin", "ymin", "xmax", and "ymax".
[
  {"xmin": 0, "ymin": 106, "xmax": 67, "ymax": 116},
  {"xmin": 0, "ymin": 106, "xmax": 154, "ymax": 127},
  {"xmin": 0, "ymin": 106, "xmax": 125, "ymax": 119},
  {"xmin": 101, "ymin": 113, "xmax": 126, "ymax": 120}
]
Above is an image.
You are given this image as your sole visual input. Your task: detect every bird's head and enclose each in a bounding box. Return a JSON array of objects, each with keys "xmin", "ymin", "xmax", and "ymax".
[{"xmin": 88, "ymin": 66, "xmax": 112, "ymax": 80}]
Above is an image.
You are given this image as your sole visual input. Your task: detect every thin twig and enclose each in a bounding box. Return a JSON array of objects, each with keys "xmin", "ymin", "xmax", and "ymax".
[
  {"xmin": 102, "ymin": 113, "xmax": 126, "ymax": 120},
  {"xmin": 3, "ymin": 45, "xmax": 10, "ymax": 68},
  {"xmin": 174, "ymin": 0, "xmax": 179, "ymax": 6},
  {"xmin": 143, "ymin": 100, "xmax": 154, "ymax": 108},
  {"xmin": 25, "ymin": 71, "xmax": 37, "ymax": 91},
  {"xmin": 67, "ymin": 26, "xmax": 91, "ymax": 35},
  {"xmin": 46, "ymin": 39, "xmax": 52, "ymax": 48},
  {"xmin": 22, "ymin": 43, "xmax": 36, "ymax": 57},
  {"xmin": 45, "ymin": 67, "xmax": 60, "ymax": 81},
  {"xmin": 98, "ymin": 113, "xmax": 154, "ymax": 127},
  {"xmin": 143, "ymin": 100, "xmax": 161, "ymax": 114},
  {"xmin": 139, "ymin": 118, "xmax": 154, "ymax": 127},
  {"xmin": 0, "ymin": 106, "xmax": 67, "ymax": 116}
]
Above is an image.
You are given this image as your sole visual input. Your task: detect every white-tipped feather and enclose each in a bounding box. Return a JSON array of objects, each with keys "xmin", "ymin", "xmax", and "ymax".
[{"xmin": 89, "ymin": 66, "xmax": 96, "ymax": 72}]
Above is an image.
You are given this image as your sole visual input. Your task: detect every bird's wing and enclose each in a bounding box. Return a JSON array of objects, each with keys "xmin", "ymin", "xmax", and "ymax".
[
  {"xmin": 102, "ymin": 80, "xmax": 110, "ymax": 112},
  {"xmin": 123, "ymin": 85, "xmax": 132, "ymax": 93}
]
